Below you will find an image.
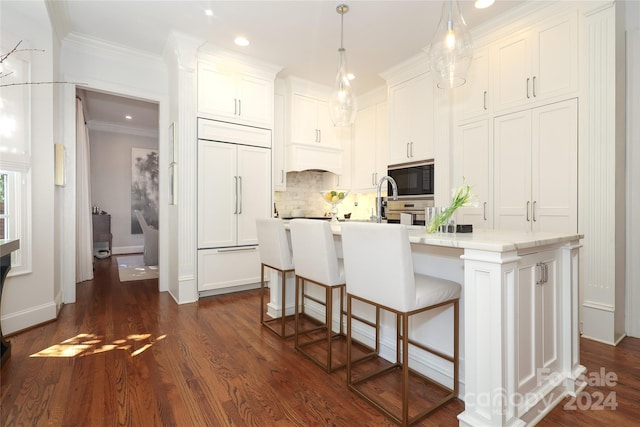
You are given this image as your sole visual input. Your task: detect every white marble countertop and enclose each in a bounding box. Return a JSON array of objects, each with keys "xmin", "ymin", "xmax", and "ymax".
[
  {"xmin": 0, "ymin": 239, "xmax": 20, "ymax": 257},
  {"xmin": 285, "ymin": 220, "xmax": 583, "ymax": 253}
]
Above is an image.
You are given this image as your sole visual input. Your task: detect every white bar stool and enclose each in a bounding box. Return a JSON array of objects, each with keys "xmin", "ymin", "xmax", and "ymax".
[
  {"xmin": 289, "ymin": 219, "xmax": 346, "ymax": 373},
  {"xmin": 256, "ymin": 218, "xmax": 295, "ymax": 339},
  {"xmin": 341, "ymin": 222, "xmax": 461, "ymax": 426}
]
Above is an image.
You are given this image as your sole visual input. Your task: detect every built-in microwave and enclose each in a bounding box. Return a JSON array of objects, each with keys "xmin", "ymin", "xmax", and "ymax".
[{"xmin": 387, "ymin": 160, "xmax": 434, "ymax": 199}]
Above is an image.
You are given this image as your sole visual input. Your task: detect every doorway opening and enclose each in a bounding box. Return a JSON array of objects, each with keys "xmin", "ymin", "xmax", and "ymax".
[{"xmin": 76, "ymin": 88, "xmax": 160, "ymax": 283}]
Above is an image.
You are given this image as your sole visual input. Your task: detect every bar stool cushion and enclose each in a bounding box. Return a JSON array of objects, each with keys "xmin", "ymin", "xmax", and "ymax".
[
  {"xmin": 415, "ymin": 274, "xmax": 462, "ymax": 309},
  {"xmin": 256, "ymin": 218, "xmax": 294, "ymax": 270}
]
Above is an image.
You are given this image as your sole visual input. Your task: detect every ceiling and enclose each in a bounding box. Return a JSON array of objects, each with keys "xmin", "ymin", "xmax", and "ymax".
[{"xmin": 49, "ymin": 0, "xmax": 527, "ymax": 133}]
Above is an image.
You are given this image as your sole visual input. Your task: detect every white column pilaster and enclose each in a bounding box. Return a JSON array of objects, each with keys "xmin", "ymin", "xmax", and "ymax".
[{"xmin": 164, "ymin": 32, "xmax": 203, "ymax": 303}]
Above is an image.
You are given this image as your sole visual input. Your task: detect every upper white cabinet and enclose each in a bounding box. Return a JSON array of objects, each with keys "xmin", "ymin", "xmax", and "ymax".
[
  {"xmin": 283, "ymin": 77, "xmax": 346, "ymax": 174},
  {"xmin": 456, "ymin": 48, "xmax": 490, "ymax": 121},
  {"xmin": 197, "ymin": 56, "xmax": 279, "ymax": 129},
  {"xmin": 454, "ymin": 118, "xmax": 491, "ymax": 230},
  {"xmin": 388, "ymin": 72, "xmax": 434, "ymax": 165},
  {"xmin": 291, "ymin": 93, "xmax": 341, "ymax": 148},
  {"xmin": 273, "ymin": 93, "xmax": 286, "ymax": 191},
  {"xmin": 351, "ymin": 101, "xmax": 389, "ymax": 191},
  {"xmin": 492, "ymin": 11, "xmax": 578, "ymax": 113},
  {"xmin": 493, "ymin": 99, "xmax": 577, "ymax": 233}
]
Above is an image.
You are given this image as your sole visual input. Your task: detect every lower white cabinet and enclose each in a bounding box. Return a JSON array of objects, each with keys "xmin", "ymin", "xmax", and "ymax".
[
  {"xmin": 515, "ymin": 250, "xmax": 560, "ymax": 405},
  {"xmin": 198, "ymin": 140, "xmax": 271, "ymax": 249},
  {"xmin": 198, "ymin": 247, "xmax": 261, "ymax": 292}
]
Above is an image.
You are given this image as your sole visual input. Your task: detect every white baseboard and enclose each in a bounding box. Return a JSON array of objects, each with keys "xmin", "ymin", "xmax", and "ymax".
[
  {"xmin": 1, "ymin": 301, "xmax": 57, "ymax": 335},
  {"xmin": 112, "ymin": 246, "xmax": 143, "ymax": 255}
]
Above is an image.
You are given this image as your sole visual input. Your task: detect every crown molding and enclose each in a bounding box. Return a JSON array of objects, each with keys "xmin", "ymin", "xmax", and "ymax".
[
  {"xmin": 63, "ymin": 32, "xmax": 164, "ymax": 65},
  {"xmin": 87, "ymin": 120, "xmax": 158, "ymax": 139}
]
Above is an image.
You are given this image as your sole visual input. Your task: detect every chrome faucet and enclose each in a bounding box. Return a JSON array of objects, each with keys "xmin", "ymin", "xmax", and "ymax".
[{"xmin": 376, "ymin": 175, "xmax": 398, "ymax": 223}]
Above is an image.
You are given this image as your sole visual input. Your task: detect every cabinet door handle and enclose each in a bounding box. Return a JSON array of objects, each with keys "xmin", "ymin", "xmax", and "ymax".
[
  {"xmin": 536, "ymin": 262, "xmax": 543, "ymax": 285},
  {"xmin": 318, "ymin": 129, "xmax": 321, "ymax": 143},
  {"xmin": 532, "ymin": 201, "xmax": 537, "ymax": 222},
  {"xmin": 238, "ymin": 99, "xmax": 242, "ymax": 116},
  {"xmin": 336, "ymin": 175, "xmax": 340, "ymax": 187},
  {"xmin": 536, "ymin": 262, "xmax": 549, "ymax": 285},
  {"xmin": 526, "ymin": 201, "xmax": 530, "ymax": 222},
  {"xmin": 218, "ymin": 246, "xmax": 257, "ymax": 253},
  {"xmin": 483, "ymin": 91, "xmax": 488, "ymax": 110},
  {"xmin": 483, "ymin": 201, "xmax": 487, "ymax": 221},
  {"xmin": 406, "ymin": 142, "xmax": 410, "ymax": 158},
  {"xmin": 234, "ymin": 99, "xmax": 238, "ymax": 115},
  {"xmin": 410, "ymin": 142, "xmax": 414, "ymax": 157},
  {"xmin": 533, "ymin": 76, "xmax": 537, "ymax": 97},
  {"xmin": 238, "ymin": 176, "xmax": 243, "ymax": 214},
  {"xmin": 233, "ymin": 176, "xmax": 238, "ymax": 214},
  {"xmin": 280, "ymin": 170, "xmax": 284, "ymax": 184},
  {"xmin": 526, "ymin": 78, "xmax": 530, "ymax": 99}
]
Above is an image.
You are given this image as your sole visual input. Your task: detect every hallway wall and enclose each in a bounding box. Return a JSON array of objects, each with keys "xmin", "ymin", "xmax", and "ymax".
[{"xmin": 89, "ymin": 128, "xmax": 158, "ymax": 254}]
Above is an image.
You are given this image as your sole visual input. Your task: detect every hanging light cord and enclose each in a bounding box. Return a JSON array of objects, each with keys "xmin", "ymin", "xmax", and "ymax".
[{"xmin": 338, "ymin": 4, "xmax": 346, "ymax": 51}]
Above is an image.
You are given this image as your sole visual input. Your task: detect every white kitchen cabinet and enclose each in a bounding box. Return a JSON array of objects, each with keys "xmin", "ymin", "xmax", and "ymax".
[
  {"xmin": 492, "ymin": 11, "xmax": 578, "ymax": 113},
  {"xmin": 290, "ymin": 93, "xmax": 342, "ymax": 148},
  {"xmin": 322, "ymin": 124, "xmax": 352, "ymax": 190},
  {"xmin": 197, "ymin": 246, "xmax": 261, "ymax": 293},
  {"xmin": 273, "ymin": 93, "xmax": 286, "ymax": 190},
  {"xmin": 351, "ymin": 102, "xmax": 389, "ymax": 191},
  {"xmin": 197, "ymin": 61, "xmax": 274, "ymax": 129},
  {"xmin": 198, "ymin": 140, "xmax": 271, "ymax": 249},
  {"xmin": 515, "ymin": 250, "xmax": 560, "ymax": 401},
  {"xmin": 494, "ymin": 99, "xmax": 577, "ymax": 233},
  {"xmin": 388, "ymin": 72, "xmax": 434, "ymax": 164},
  {"xmin": 456, "ymin": 48, "xmax": 490, "ymax": 121},
  {"xmin": 453, "ymin": 118, "xmax": 491, "ymax": 230}
]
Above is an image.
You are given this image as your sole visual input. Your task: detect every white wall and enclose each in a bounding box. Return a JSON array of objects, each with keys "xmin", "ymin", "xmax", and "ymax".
[
  {"xmin": 0, "ymin": 1, "xmax": 58, "ymax": 334},
  {"xmin": 89, "ymin": 129, "xmax": 158, "ymax": 254}
]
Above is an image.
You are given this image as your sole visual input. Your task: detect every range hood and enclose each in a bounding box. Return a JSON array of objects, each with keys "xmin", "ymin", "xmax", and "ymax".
[{"xmin": 286, "ymin": 144, "xmax": 343, "ymax": 175}]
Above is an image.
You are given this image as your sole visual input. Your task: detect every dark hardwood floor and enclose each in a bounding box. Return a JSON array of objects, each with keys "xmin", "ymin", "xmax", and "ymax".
[{"xmin": 1, "ymin": 256, "xmax": 638, "ymax": 426}]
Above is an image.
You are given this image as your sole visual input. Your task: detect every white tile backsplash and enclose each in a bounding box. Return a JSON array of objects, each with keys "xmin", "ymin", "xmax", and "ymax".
[{"xmin": 274, "ymin": 171, "xmax": 378, "ymax": 220}]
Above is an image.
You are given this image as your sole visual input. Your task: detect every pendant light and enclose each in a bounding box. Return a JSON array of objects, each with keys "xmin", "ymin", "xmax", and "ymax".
[
  {"xmin": 328, "ymin": 4, "xmax": 357, "ymax": 127},
  {"xmin": 429, "ymin": 0, "xmax": 473, "ymax": 88}
]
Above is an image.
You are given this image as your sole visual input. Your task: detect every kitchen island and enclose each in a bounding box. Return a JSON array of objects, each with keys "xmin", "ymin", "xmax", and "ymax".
[{"xmin": 270, "ymin": 223, "xmax": 584, "ymax": 426}]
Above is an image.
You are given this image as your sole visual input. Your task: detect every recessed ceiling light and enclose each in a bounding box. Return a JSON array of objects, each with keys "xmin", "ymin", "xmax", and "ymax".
[
  {"xmin": 475, "ymin": 0, "xmax": 495, "ymax": 9},
  {"xmin": 234, "ymin": 37, "xmax": 250, "ymax": 47},
  {"xmin": 125, "ymin": 115, "xmax": 132, "ymax": 120},
  {"xmin": 205, "ymin": 9, "xmax": 213, "ymax": 16}
]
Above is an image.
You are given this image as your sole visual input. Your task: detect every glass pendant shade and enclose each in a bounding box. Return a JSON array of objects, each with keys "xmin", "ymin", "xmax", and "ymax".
[
  {"xmin": 329, "ymin": 47, "xmax": 357, "ymax": 127},
  {"xmin": 429, "ymin": 0, "xmax": 473, "ymax": 88}
]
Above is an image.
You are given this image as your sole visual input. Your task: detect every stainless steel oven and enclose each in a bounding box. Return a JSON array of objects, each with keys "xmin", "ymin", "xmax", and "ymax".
[
  {"xmin": 387, "ymin": 160, "xmax": 434, "ymax": 199},
  {"xmin": 385, "ymin": 198, "xmax": 434, "ymax": 225}
]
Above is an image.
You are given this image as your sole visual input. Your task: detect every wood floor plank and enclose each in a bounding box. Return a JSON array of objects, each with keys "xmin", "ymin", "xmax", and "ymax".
[{"xmin": 1, "ymin": 256, "xmax": 639, "ymax": 426}]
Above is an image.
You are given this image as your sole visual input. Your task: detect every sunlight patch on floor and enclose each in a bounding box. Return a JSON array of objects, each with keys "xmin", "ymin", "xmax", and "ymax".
[{"xmin": 30, "ymin": 332, "xmax": 167, "ymax": 358}]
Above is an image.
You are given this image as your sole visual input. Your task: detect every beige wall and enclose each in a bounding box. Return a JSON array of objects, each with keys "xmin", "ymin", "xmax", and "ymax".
[{"xmin": 89, "ymin": 128, "xmax": 158, "ymax": 254}]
